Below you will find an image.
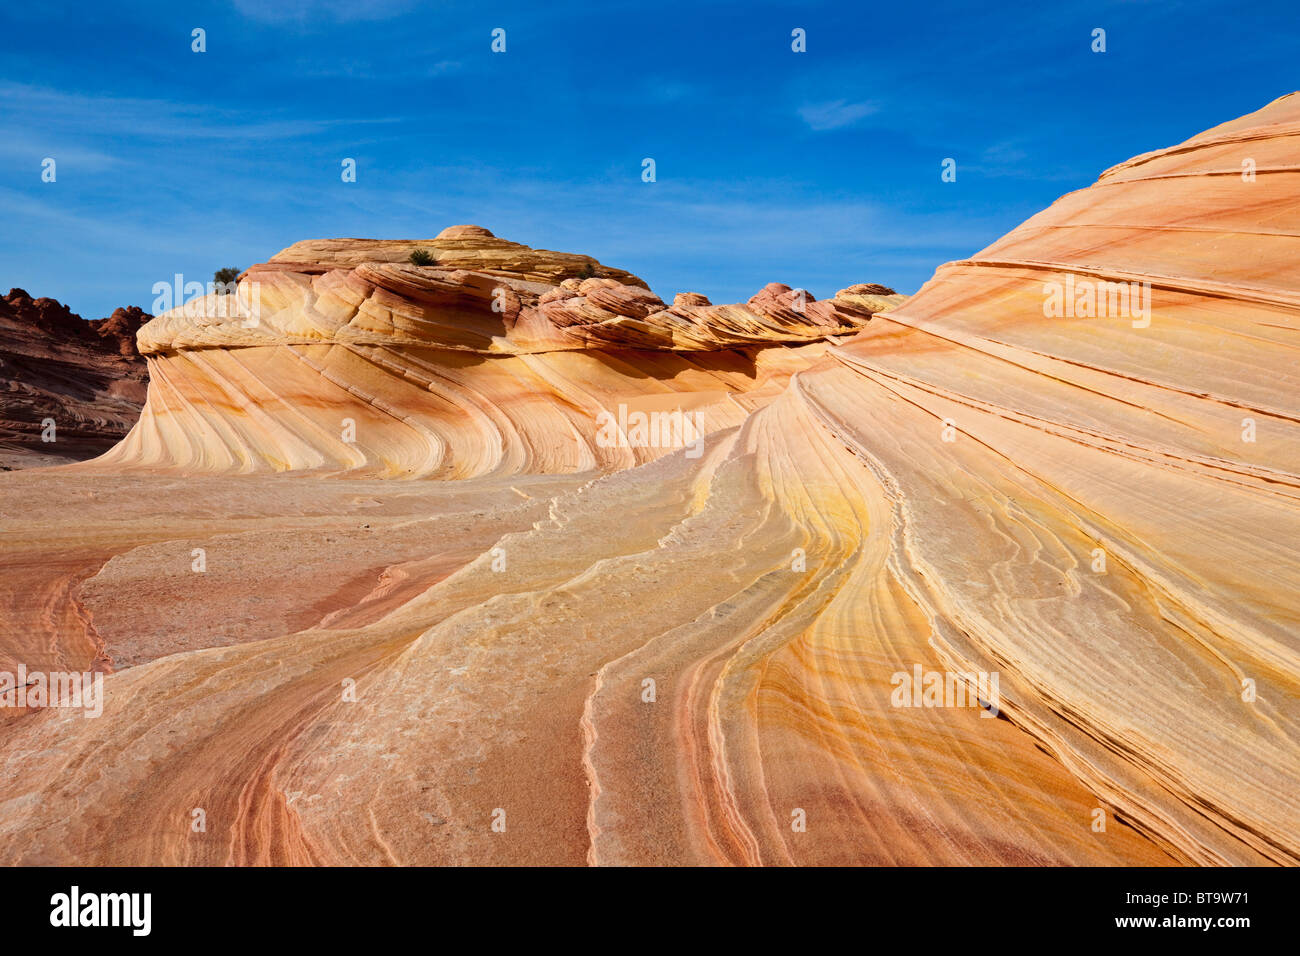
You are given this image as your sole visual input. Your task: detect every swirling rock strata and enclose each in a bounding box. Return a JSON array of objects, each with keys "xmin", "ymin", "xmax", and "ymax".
[
  {"xmin": 107, "ymin": 226, "xmax": 902, "ymax": 477},
  {"xmin": 0, "ymin": 98, "xmax": 1296, "ymax": 866}
]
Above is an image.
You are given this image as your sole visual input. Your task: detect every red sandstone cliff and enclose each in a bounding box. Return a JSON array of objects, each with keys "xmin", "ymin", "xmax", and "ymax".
[{"xmin": 0, "ymin": 289, "xmax": 150, "ymax": 468}]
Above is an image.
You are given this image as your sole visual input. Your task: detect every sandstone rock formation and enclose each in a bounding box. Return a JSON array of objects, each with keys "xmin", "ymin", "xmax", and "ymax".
[
  {"xmin": 0, "ymin": 290, "xmax": 149, "ymax": 468},
  {"xmin": 100, "ymin": 225, "xmax": 902, "ymax": 477},
  {"xmin": 0, "ymin": 97, "xmax": 1296, "ymax": 867}
]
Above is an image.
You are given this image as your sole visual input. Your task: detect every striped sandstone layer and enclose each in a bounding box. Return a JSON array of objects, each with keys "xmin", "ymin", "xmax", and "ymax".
[
  {"xmin": 96, "ymin": 225, "xmax": 901, "ymax": 477},
  {"xmin": 0, "ymin": 290, "xmax": 148, "ymax": 469},
  {"xmin": 0, "ymin": 97, "xmax": 1295, "ymax": 866}
]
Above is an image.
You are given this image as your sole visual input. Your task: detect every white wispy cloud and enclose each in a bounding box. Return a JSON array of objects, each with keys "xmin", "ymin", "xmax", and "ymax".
[
  {"xmin": 0, "ymin": 82, "xmax": 398, "ymax": 143},
  {"xmin": 797, "ymin": 99, "xmax": 877, "ymax": 131},
  {"xmin": 0, "ymin": 138, "xmax": 119, "ymax": 170},
  {"xmin": 230, "ymin": 0, "xmax": 420, "ymax": 24}
]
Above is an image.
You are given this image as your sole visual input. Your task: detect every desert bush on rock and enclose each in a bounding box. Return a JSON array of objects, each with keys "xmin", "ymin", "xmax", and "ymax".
[{"xmin": 213, "ymin": 267, "xmax": 241, "ymax": 292}]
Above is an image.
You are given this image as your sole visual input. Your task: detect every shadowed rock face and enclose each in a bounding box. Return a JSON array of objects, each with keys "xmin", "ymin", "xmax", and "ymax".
[
  {"xmin": 103, "ymin": 228, "xmax": 904, "ymax": 477},
  {"xmin": 0, "ymin": 97, "xmax": 1296, "ymax": 867},
  {"xmin": 0, "ymin": 290, "xmax": 149, "ymax": 468}
]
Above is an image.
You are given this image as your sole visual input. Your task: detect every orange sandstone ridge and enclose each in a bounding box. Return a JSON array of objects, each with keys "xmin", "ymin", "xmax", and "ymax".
[
  {"xmin": 0, "ymin": 96, "xmax": 1296, "ymax": 866},
  {"xmin": 102, "ymin": 224, "xmax": 902, "ymax": 477}
]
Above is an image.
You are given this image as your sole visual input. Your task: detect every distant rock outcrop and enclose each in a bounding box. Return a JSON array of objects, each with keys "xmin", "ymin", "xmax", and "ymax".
[
  {"xmin": 0, "ymin": 290, "xmax": 149, "ymax": 468},
  {"xmin": 103, "ymin": 227, "xmax": 904, "ymax": 477}
]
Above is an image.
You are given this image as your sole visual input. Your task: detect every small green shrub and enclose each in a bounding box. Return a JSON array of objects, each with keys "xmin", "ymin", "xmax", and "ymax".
[
  {"xmin": 409, "ymin": 249, "xmax": 435, "ymax": 266},
  {"xmin": 213, "ymin": 267, "xmax": 241, "ymax": 293},
  {"xmin": 576, "ymin": 262, "xmax": 597, "ymax": 279}
]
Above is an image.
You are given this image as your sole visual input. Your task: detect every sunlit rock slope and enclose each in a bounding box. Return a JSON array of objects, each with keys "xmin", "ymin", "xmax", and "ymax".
[
  {"xmin": 0, "ymin": 97, "xmax": 1296, "ymax": 866},
  {"xmin": 98, "ymin": 226, "xmax": 901, "ymax": 477}
]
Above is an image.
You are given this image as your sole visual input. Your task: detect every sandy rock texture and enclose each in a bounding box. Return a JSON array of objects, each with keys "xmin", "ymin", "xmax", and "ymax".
[
  {"xmin": 103, "ymin": 225, "xmax": 902, "ymax": 478},
  {"xmin": 0, "ymin": 97, "xmax": 1296, "ymax": 866}
]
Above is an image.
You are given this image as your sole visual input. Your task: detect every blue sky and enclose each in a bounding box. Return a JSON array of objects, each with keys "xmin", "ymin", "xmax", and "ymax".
[{"xmin": 1, "ymin": 0, "xmax": 1297, "ymax": 318}]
